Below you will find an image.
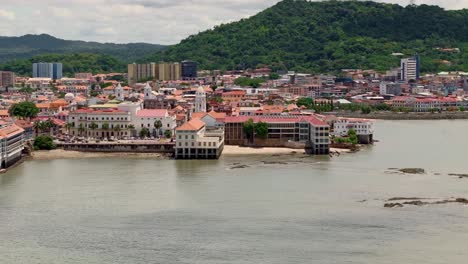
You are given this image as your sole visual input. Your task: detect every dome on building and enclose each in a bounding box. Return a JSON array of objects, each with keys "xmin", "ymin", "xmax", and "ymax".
[{"xmin": 64, "ymin": 93, "xmax": 75, "ymax": 100}]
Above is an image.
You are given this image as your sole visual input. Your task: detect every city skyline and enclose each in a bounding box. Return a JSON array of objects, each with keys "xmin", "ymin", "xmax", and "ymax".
[{"xmin": 0, "ymin": 0, "xmax": 467, "ymax": 45}]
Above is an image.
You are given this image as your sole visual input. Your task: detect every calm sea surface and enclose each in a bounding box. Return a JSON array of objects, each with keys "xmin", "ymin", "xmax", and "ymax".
[{"xmin": 1, "ymin": 120, "xmax": 468, "ymax": 264}]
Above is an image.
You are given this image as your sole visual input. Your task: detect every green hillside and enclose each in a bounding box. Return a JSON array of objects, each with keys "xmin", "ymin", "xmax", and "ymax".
[
  {"xmin": 0, "ymin": 53, "xmax": 125, "ymax": 77},
  {"xmin": 0, "ymin": 34, "xmax": 166, "ymax": 63},
  {"xmin": 145, "ymin": 0, "xmax": 468, "ymax": 73}
]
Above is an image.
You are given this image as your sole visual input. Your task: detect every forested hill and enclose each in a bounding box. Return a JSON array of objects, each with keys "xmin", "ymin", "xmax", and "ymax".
[
  {"xmin": 0, "ymin": 53, "xmax": 126, "ymax": 77},
  {"xmin": 0, "ymin": 34, "xmax": 166, "ymax": 63},
  {"xmin": 145, "ymin": 0, "xmax": 468, "ymax": 73}
]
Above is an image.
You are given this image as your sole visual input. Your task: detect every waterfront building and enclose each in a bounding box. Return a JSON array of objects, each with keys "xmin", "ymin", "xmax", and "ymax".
[
  {"xmin": 68, "ymin": 108, "xmax": 132, "ymax": 138},
  {"xmin": 333, "ymin": 118, "xmax": 375, "ymax": 144},
  {"xmin": 181, "ymin": 60, "xmax": 198, "ymax": 80},
  {"xmin": 401, "ymin": 56, "xmax": 420, "ymax": 81},
  {"xmin": 224, "ymin": 115, "xmax": 330, "ymax": 155},
  {"xmin": 0, "ymin": 71, "xmax": 16, "ymax": 88},
  {"xmin": 0, "ymin": 123, "xmax": 25, "ymax": 169},
  {"xmin": 135, "ymin": 109, "xmax": 177, "ymax": 137},
  {"xmin": 33, "ymin": 62, "xmax": 62, "ymax": 79},
  {"xmin": 175, "ymin": 119, "xmax": 224, "ymax": 159},
  {"xmin": 195, "ymin": 86, "xmax": 207, "ymax": 113}
]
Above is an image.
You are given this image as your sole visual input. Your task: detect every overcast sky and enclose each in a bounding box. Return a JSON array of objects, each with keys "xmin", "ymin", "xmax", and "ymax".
[{"xmin": 0, "ymin": 0, "xmax": 466, "ymax": 45}]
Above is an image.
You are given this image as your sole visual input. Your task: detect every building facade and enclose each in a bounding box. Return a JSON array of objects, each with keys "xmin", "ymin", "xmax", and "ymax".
[
  {"xmin": 181, "ymin": 60, "xmax": 198, "ymax": 80},
  {"xmin": 0, "ymin": 123, "xmax": 25, "ymax": 169},
  {"xmin": 401, "ymin": 56, "xmax": 420, "ymax": 81},
  {"xmin": 224, "ymin": 116, "xmax": 330, "ymax": 155},
  {"xmin": 175, "ymin": 119, "xmax": 224, "ymax": 159},
  {"xmin": 33, "ymin": 62, "xmax": 62, "ymax": 79},
  {"xmin": 0, "ymin": 71, "xmax": 16, "ymax": 88},
  {"xmin": 333, "ymin": 118, "xmax": 375, "ymax": 144},
  {"xmin": 128, "ymin": 63, "xmax": 157, "ymax": 85}
]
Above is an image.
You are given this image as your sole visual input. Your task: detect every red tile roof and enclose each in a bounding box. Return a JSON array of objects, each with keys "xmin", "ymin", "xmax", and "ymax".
[
  {"xmin": 176, "ymin": 119, "xmax": 205, "ymax": 131},
  {"xmin": 225, "ymin": 115, "xmax": 328, "ymax": 126},
  {"xmin": 136, "ymin": 109, "xmax": 168, "ymax": 118}
]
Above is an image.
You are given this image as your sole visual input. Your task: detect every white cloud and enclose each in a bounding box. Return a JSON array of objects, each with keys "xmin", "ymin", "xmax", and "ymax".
[
  {"xmin": 0, "ymin": 1, "xmax": 466, "ymax": 44},
  {"xmin": 0, "ymin": 9, "xmax": 15, "ymax": 20}
]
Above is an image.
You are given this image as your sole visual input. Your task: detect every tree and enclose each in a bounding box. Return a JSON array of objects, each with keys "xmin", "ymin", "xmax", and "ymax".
[
  {"xmin": 269, "ymin": 73, "xmax": 280, "ymax": 80},
  {"xmin": 8, "ymin": 102, "xmax": 39, "ymax": 119},
  {"xmin": 90, "ymin": 90, "xmax": 99, "ymax": 97},
  {"xmin": 113, "ymin": 125, "xmax": 121, "ymax": 137},
  {"xmin": 65, "ymin": 122, "xmax": 74, "ymax": 135},
  {"xmin": 348, "ymin": 129, "xmax": 359, "ymax": 145},
  {"xmin": 34, "ymin": 135, "xmax": 56, "ymax": 150},
  {"xmin": 101, "ymin": 123, "xmax": 110, "ymax": 130},
  {"xmin": 78, "ymin": 123, "xmax": 86, "ymax": 136},
  {"xmin": 164, "ymin": 129, "xmax": 172, "ymax": 139},
  {"xmin": 255, "ymin": 122, "xmax": 269, "ymax": 139},
  {"xmin": 361, "ymin": 105, "xmax": 372, "ymax": 114},
  {"xmin": 89, "ymin": 122, "xmax": 98, "ymax": 137},
  {"xmin": 296, "ymin": 97, "xmax": 314, "ymax": 108},
  {"xmin": 154, "ymin": 120, "xmax": 162, "ymax": 137},
  {"xmin": 140, "ymin": 127, "xmax": 150, "ymax": 138},
  {"xmin": 243, "ymin": 119, "xmax": 255, "ymax": 142}
]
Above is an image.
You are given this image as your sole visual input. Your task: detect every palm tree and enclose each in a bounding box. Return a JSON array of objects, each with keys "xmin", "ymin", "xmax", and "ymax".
[
  {"xmin": 65, "ymin": 122, "xmax": 74, "ymax": 135},
  {"xmin": 128, "ymin": 124, "xmax": 136, "ymax": 138},
  {"xmin": 45, "ymin": 119, "xmax": 54, "ymax": 136},
  {"xmin": 113, "ymin": 125, "xmax": 121, "ymax": 138},
  {"xmin": 89, "ymin": 122, "xmax": 98, "ymax": 137},
  {"xmin": 154, "ymin": 120, "xmax": 162, "ymax": 137},
  {"xmin": 78, "ymin": 123, "xmax": 86, "ymax": 137},
  {"xmin": 101, "ymin": 123, "xmax": 110, "ymax": 138}
]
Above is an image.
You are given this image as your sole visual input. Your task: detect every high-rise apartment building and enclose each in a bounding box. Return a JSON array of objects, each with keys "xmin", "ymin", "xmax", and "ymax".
[
  {"xmin": 0, "ymin": 71, "xmax": 16, "ymax": 88},
  {"xmin": 400, "ymin": 55, "xmax": 420, "ymax": 81},
  {"xmin": 33, "ymin": 62, "xmax": 62, "ymax": 79},
  {"xmin": 181, "ymin": 60, "xmax": 198, "ymax": 80},
  {"xmin": 157, "ymin": 62, "xmax": 181, "ymax": 81},
  {"xmin": 128, "ymin": 62, "xmax": 182, "ymax": 84},
  {"xmin": 128, "ymin": 63, "xmax": 158, "ymax": 85}
]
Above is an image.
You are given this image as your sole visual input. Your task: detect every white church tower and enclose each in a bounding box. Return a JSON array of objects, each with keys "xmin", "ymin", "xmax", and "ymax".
[
  {"xmin": 115, "ymin": 83, "xmax": 124, "ymax": 101},
  {"xmin": 195, "ymin": 86, "xmax": 206, "ymax": 113},
  {"xmin": 144, "ymin": 82, "xmax": 153, "ymax": 100}
]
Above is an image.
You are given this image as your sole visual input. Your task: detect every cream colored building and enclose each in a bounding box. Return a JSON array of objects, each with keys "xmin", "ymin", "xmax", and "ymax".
[{"xmin": 175, "ymin": 119, "xmax": 224, "ymax": 159}]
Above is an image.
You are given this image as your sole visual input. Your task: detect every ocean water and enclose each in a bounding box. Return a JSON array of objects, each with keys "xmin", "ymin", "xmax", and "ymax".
[{"xmin": 1, "ymin": 120, "xmax": 468, "ymax": 264}]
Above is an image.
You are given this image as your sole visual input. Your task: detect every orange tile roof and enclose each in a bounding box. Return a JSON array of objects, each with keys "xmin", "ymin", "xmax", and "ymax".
[
  {"xmin": 0, "ymin": 124, "xmax": 24, "ymax": 139},
  {"xmin": 0, "ymin": 110, "xmax": 9, "ymax": 117},
  {"xmin": 176, "ymin": 119, "xmax": 205, "ymax": 131}
]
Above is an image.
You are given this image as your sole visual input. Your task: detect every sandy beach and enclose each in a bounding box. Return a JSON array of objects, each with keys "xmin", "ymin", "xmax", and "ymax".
[{"xmin": 31, "ymin": 146, "xmax": 351, "ymax": 160}]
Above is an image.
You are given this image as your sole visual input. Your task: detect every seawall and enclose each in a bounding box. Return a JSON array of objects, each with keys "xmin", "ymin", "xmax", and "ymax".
[{"xmin": 60, "ymin": 142, "xmax": 175, "ymax": 153}]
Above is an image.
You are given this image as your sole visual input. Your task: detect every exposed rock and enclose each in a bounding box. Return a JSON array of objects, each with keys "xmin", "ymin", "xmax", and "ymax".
[
  {"xmin": 262, "ymin": 161, "xmax": 288, "ymax": 165},
  {"xmin": 449, "ymin": 173, "xmax": 468, "ymax": 178},
  {"xmin": 384, "ymin": 203, "xmax": 403, "ymax": 208},
  {"xmin": 402, "ymin": 200, "xmax": 426, "ymax": 206},
  {"xmin": 398, "ymin": 168, "xmax": 425, "ymax": 174},
  {"xmin": 388, "ymin": 197, "xmax": 431, "ymax": 201},
  {"xmin": 384, "ymin": 197, "xmax": 468, "ymax": 208},
  {"xmin": 230, "ymin": 165, "xmax": 249, "ymax": 169}
]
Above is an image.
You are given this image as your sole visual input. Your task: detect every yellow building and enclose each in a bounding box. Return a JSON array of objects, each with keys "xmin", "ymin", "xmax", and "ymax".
[{"xmin": 128, "ymin": 63, "xmax": 157, "ymax": 85}]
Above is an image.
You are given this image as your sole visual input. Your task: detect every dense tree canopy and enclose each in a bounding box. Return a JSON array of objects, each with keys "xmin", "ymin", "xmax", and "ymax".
[
  {"xmin": 9, "ymin": 101, "xmax": 39, "ymax": 119},
  {"xmin": 0, "ymin": 34, "xmax": 166, "ymax": 63},
  {"xmin": 145, "ymin": 0, "xmax": 468, "ymax": 73},
  {"xmin": 0, "ymin": 53, "xmax": 126, "ymax": 77}
]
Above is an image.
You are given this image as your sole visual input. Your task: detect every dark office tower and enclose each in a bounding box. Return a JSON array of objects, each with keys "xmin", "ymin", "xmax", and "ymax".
[{"xmin": 181, "ymin": 60, "xmax": 198, "ymax": 80}]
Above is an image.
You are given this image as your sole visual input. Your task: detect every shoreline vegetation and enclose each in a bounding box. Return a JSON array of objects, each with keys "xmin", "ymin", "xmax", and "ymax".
[{"xmin": 31, "ymin": 146, "xmax": 352, "ymax": 160}]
